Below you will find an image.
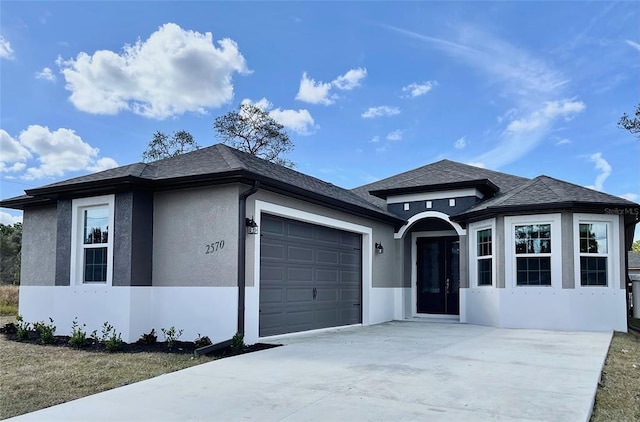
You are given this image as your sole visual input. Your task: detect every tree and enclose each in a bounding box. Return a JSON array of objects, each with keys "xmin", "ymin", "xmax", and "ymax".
[
  {"xmin": 618, "ymin": 103, "xmax": 640, "ymax": 139},
  {"xmin": 214, "ymin": 103, "xmax": 294, "ymax": 167},
  {"xmin": 0, "ymin": 222, "xmax": 22, "ymax": 285},
  {"xmin": 142, "ymin": 130, "xmax": 200, "ymax": 162},
  {"xmin": 633, "ymin": 239, "xmax": 640, "ymax": 253}
]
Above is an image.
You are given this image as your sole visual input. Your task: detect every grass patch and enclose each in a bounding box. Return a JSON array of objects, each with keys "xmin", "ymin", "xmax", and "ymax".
[
  {"xmin": 0, "ymin": 304, "xmax": 17, "ymax": 316},
  {"xmin": 0, "ymin": 316, "xmax": 216, "ymax": 419},
  {"xmin": 0, "ymin": 286, "xmax": 18, "ymax": 315},
  {"xmin": 591, "ymin": 331, "xmax": 640, "ymax": 421},
  {"xmin": 0, "ymin": 285, "xmax": 18, "ymax": 307}
]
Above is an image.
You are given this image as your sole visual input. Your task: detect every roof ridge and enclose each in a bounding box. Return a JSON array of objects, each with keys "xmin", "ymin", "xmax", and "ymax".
[{"xmin": 217, "ymin": 144, "xmax": 245, "ymax": 170}]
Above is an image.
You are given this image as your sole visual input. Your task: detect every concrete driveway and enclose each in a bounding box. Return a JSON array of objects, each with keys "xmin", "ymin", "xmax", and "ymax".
[{"xmin": 7, "ymin": 321, "xmax": 611, "ymax": 422}]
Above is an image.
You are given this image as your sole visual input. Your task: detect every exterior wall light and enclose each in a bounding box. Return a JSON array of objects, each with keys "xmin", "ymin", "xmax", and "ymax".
[
  {"xmin": 375, "ymin": 242, "xmax": 384, "ymax": 254},
  {"xmin": 246, "ymin": 217, "xmax": 259, "ymax": 235}
]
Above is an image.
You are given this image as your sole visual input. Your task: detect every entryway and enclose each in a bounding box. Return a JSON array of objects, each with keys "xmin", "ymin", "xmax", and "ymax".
[{"xmin": 415, "ymin": 235, "xmax": 460, "ymax": 315}]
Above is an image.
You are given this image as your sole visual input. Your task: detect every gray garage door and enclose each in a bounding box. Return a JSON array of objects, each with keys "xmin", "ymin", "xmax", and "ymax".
[{"xmin": 259, "ymin": 214, "xmax": 362, "ymax": 337}]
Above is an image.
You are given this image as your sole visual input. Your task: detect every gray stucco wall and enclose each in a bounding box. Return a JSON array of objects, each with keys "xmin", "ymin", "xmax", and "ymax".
[
  {"xmin": 388, "ymin": 196, "xmax": 479, "ymax": 220},
  {"xmin": 55, "ymin": 199, "xmax": 72, "ymax": 286},
  {"xmin": 496, "ymin": 216, "xmax": 505, "ymax": 288},
  {"xmin": 152, "ymin": 185, "xmax": 240, "ymax": 287},
  {"xmin": 21, "ymin": 206, "xmax": 57, "ymax": 286},
  {"xmin": 618, "ymin": 215, "xmax": 626, "ymax": 289},
  {"xmin": 113, "ymin": 191, "xmax": 154, "ymax": 286},
  {"xmin": 246, "ymin": 190, "xmax": 399, "ymax": 288},
  {"xmin": 561, "ymin": 211, "xmax": 575, "ymax": 289},
  {"xmin": 459, "ymin": 234, "xmax": 469, "ymax": 289}
]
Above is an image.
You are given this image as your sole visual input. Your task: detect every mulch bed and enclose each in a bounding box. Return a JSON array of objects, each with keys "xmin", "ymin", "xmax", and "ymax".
[{"xmin": 0, "ymin": 323, "xmax": 280, "ymax": 357}]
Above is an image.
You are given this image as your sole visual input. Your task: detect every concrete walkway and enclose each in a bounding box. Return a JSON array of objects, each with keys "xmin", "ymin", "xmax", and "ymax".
[{"xmin": 7, "ymin": 321, "xmax": 612, "ymax": 422}]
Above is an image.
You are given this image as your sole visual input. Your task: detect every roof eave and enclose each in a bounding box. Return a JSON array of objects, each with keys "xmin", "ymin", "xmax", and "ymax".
[
  {"xmin": 369, "ymin": 179, "xmax": 499, "ymax": 200},
  {"xmin": 451, "ymin": 201, "xmax": 639, "ymax": 223}
]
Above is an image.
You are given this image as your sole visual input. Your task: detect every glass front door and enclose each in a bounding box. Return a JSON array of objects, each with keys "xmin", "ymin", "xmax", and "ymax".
[{"xmin": 416, "ymin": 236, "xmax": 459, "ymax": 315}]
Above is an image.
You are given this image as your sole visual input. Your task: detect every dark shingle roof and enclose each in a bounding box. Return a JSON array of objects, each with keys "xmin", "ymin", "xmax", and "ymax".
[
  {"xmin": 453, "ymin": 175, "xmax": 637, "ymax": 220},
  {"xmin": 352, "ymin": 159, "xmax": 529, "ymax": 208},
  {"xmin": 1, "ymin": 144, "xmax": 403, "ymax": 225}
]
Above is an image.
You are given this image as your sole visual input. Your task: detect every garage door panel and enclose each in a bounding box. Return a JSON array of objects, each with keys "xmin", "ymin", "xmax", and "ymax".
[
  {"xmin": 286, "ymin": 288, "xmax": 313, "ymax": 302},
  {"xmin": 340, "ymin": 270, "xmax": 360, "ymax": 284},
  {"xmin": 260, "ymin": 266, "xmax": 283, "ymax": 282},
  {"xmin": 260, "ymin": 288, "xmax": 284, "ymax": 304},
  {"xmin": 317, "ymin": 249, "xmax": 339, "ymax": 264},
  {"xmin": 341, "ymin": 232, "xmax": 361, "ymax": 247},
  {"xmin": 287, "ymin": 221, "xmax": 314, "ymax": 240},
  {"xmin": 340, "ymin": 252, "xmax": 360, "ymax": 265},
  {"xmin": 287, "ymin": 267, "xmax": 313, "ymax": 283},
  {"xmin": 261, "ymin": 243, "xmax": 285, "ymax": 260},
  {"xmin": 316, "ymin": 229, "xmax": 339, "ymax": 244},
  {"xmin": 287, "ymin": 246, "xmax": 314, "ymax": 262},
  {"xmin": 260, "ymin": 214, "xmax": 362, "ymax": 337},
  {"xmin": 316, "ymin": 268, "xmax": 338, "ymax": 283}
]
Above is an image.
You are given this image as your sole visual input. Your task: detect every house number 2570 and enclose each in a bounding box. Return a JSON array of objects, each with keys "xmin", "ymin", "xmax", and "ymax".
[{"xmin": 205, "ymin": 240, "xmax": 225, "ymax": 254}]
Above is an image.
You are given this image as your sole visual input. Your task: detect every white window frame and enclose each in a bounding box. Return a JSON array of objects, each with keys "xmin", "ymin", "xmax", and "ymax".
[
  {"xmin": 70, "ymin": 195, "xmax": 115, "ymax": 286},
  {"xmin": 469, "ymin": 219, "xmax": 496, "ymax": 288},
  {"xmin": 573, "ymin": 213, "xmax": 619, "ymax": 289},
  {"xmin": 504, "ymin": 214, "xmax": 562, "ymax": 289}
]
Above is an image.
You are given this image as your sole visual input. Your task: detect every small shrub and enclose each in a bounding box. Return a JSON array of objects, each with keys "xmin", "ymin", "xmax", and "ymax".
[
  {"xmin": 231, "ymin": 332, "xmax": 245, "ymax": 354},
  {"xmin": 138, "ymin": 329, "xmax": 157, "ymax": 345},
  {"xmin": 194, "ymin": 333, "xmax": 212, "ymax": 349},
  {"xmin": 34, "ymin": 317, "xmax": 56, "ymax": 344},
  {"xmin": 96, "ymin": 321, "xmax": 124, "ymax": 352},
  {"xmin": 15, "ymin": 314, "xmax": 30, "ymax": 341},
  {"xmin": 161, "ymin": 326, "xmax": 184, "ymax": 349},
  {"xmin": 69, "ymin": 317, "xmax": 88, "ymax": 348}
]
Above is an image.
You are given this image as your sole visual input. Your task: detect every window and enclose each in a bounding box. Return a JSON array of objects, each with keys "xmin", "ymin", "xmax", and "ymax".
[
  {"xmin": 469, "ymin": 219, "xmax": 495, "ymax": 287},
  {"xmin": 71, "ymin": 195, "xmax": 115, "ymax": 285},
  {"xmin": 82, "ymin": 207, "xmax": 109, "ymax": 282},
  {"xmin": 578, "ymin": 222, "xmax": 609, "ymax": 286},
  {"xmin": 515, "ymin": 224, "xmax": 551, "ymax": 286},
  {"xmin": 477, "ymin": 228, "xmax": 492, "ymax": 286}
]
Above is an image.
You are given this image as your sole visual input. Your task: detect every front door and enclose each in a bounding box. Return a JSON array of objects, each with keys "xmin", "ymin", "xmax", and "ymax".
[{"xmin": 416, "ymin": 236, "xmax": 459, "ymax": 315}]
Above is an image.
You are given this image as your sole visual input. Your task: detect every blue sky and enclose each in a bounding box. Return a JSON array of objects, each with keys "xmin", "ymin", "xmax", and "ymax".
[{"xmin": 1, "ymin": 1, "xmax": 639, "ymax": 239}]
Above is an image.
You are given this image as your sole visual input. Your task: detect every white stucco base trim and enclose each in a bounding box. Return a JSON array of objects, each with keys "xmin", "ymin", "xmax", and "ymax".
[
  {"xmin": 460, "ymin": 288, "xmax": 627, "ymax": 332},
  {"xmin": 18, "ymin": 286, "xmax": 238, "ymax": 343}
]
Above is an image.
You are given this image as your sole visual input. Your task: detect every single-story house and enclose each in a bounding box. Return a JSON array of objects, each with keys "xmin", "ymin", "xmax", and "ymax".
[{"xmin": 1, "ymin": 143, "xmax": 638, "ymax": 343}]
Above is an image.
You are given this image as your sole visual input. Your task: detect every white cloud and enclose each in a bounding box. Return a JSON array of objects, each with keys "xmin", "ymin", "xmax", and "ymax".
[
  {"xmin": 361, "ymin": 106, "xmax": 400, "ymax": 119},
  {"xmin": 0, "ymin": 211, "xmax": 22, "ymax": 225},
  {"xmin": 58, "ymin": 23, "xmax": 249, "ymax": 119},
  {"xmin": 295, "ymin": 72, "xmax": 334, "ymax": 105},
  {"xmin": 332, "ymin": 67, "xmax": 367, "ymax": 90},
  {"xmin": 0, "ymin": 36, "xmax": 13, "ymax": 59},
  {"xmin": 467, "ymin": 162, "xmax": 485, "ymax": 168},
  {"xmin": 1, "ymin": 125, "xmax": 118, "ymax": 180},
  {"xmin": 296, "ymin": 67, "xmax": 366, "ymax": 105},
  {"xmin": 454, "ymin": 136, "xmax": 466, "ymax": 149},
  {"xmin": 505, "ymin": 100, "xmax": 585, "ymax": 135},
  {"xmin": 555, "ymin": 138, "xmax": 571, "ymax": 146},
  {"xmin": 375, "ymin": 145, "xmax": 387, "ymax": 153},
  {"xmin": 625, "ymin": 40, "xmax": 640, "ymax": 52},
  {"xmin": 386, "ymin": 130, "xmax": 403, "ymax": 141},
  {"xmin": 586, "ymin": 152, "xmax": 611, "ymax": 191},
  {"xmin": 472, "ymin": 100, "xmax": 585, "ymax": 168},
  {"xmin": 35, "ymin": 67, "xmax": 56, "ymax": 82},
  {"xmin": 370, "ymin": 136, "xmax": 380, "ymax": 143},
  {"xmin": 402, "ymin": 81, "xmax": 437, "ymax": 97},
  {"xmin": 0, "ymin": 129, "xmax": 32, "ymax": 173},
  {"xmin": 242, "ymin": 98, "xmax": 316, "ymax": 135},
  {"xmin": 620, "ymin": 193, "xmax": 639, "ymax": 202}
]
